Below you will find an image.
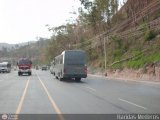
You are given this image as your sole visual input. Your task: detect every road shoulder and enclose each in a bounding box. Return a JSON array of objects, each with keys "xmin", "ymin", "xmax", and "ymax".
[{"xmin": 88, "ymin": 74, "xmax": 160, "ymax": 85}]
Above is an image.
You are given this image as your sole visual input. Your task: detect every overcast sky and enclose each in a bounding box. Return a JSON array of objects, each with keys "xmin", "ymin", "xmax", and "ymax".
[{"xmin": 0, "ymin": 0, "xmax": 81, "ymax": 44}]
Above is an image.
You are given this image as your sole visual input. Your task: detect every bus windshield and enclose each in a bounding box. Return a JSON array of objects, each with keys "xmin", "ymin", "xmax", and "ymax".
[
  {"xmin": 0, "ymin": 64, "xmax": 6, "ymax": 67},
  {"xmin": 18, "ymin": 59, "xmax": 32, "ymax": 65}
]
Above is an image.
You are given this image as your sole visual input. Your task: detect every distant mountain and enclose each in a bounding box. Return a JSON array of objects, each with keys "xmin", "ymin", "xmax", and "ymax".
[
  {"xmin": 0, "ymin": 43, "xmax": 15, "ymax": 50},
  {"xmin": 0, "ymin": 41, "xmax": 36, "ymax": 51},
  {"xmin": 0, "ymin": 38, "xmax": 49, "ymax": 65}
]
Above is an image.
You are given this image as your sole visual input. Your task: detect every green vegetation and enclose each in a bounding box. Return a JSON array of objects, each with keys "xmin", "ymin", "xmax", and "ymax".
[
  {"xmin": 110, "ymin": 40, "xmax": 160, "ymax": 70},
  {"xmin": 127, "ymin": 53, "xmax": 160, "ymax": 69},
  {"xmin": 144, "ymin": 30, "xmax": 156, "ymax": 41}
]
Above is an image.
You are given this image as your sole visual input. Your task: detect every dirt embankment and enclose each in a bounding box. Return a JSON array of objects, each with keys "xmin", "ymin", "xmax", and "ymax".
[
  {"xmin": 89, "ymin": 62, "xmax": 160, "ymax": 81},
  {"xmin": 105, "ymin": 62, "xmax": 160, "ymax": 81}
]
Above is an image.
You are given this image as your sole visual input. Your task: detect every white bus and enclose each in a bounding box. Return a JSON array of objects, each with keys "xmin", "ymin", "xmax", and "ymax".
[
  {"xmin": 0, "ymin": 62, "xmax": 11, "ymax": 73},
  {"xmin": 52, "ymin": 50, "xmax": 87, "ymax": 81}
]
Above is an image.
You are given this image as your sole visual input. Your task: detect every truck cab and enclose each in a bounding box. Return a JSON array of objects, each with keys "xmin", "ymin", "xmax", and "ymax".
[{"xmin": 17, "ymin": 58, "xmax": 32, "ymax": 76}]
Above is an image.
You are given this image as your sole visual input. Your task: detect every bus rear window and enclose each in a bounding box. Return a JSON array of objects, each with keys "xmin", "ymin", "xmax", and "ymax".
[{"xmin": 65, "ymin": 52, "xmax": 86, "ymax": 65}]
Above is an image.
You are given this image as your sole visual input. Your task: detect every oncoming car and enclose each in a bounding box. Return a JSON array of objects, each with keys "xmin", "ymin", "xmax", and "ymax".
[
  {"xmin": 41, "ymin": 65, "xmax": 47, "ymax": 71},
  {"xmin": 0, "ymin": 62, "xmax": 11, "ymax": 73}
]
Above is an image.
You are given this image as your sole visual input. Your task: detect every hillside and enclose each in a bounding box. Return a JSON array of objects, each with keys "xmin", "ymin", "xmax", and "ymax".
[
  {"xmin": 88, "ymin": 0, "xmax": 160, "ymax": 80},
  {"xmin": 45, "ymin": 0, "xmax": 160, "ymax": 80},
  {"xmin": 0, "ymin": 41, "xmax": 37, "ymax": 51},
  {"xmin": 0, "ymin": 43, "xmax": 15, "ymax": 50},
  {"xmin": 0, "ymin": 0, "xmax": 160, "ymax": 80}
]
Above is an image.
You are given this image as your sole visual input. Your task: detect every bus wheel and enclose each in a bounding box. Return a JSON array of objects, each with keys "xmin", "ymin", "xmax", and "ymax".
[
  {"xmin": 59, "ymin": 77, "xmax": 63, "ymax": 81},
  {"xmin": 75, "ymin": 78, "xmax": 81, "ymax": 82}
]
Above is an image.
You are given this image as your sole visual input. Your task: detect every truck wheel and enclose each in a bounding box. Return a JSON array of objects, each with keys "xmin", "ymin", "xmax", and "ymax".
[
  {"xmin": 28, "ymin": 72, "xmax": 32, "ymax": 76},
  {"xmin": 18, "ymin": 72, "xmax": 21, "ymax": 76}
]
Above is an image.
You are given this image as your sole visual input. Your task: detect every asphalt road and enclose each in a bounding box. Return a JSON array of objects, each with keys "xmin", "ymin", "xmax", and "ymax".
[{"xmin": 0, "ymin": 69, "xmax": 160, "ymax": 119}]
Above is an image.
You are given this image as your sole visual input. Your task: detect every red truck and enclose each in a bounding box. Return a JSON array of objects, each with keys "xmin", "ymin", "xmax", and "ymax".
[{"xmin": 17, "ymin": 58, "xmax": 32, "ymax": 76}]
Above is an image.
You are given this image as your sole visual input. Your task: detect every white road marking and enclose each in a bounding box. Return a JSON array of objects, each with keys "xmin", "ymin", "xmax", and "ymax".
[
  {"xmin": 83, "ymin": 86, "xmax": 96, "ymax": 92},
  {"xmin": 119, "ymin": 98, "xmax": 147, "ymax": 110}
]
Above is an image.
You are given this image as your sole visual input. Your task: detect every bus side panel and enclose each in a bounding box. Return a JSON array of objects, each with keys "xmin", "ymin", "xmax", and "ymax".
[{"xmin": 54, "ymin": 64, "xmax": 64, "ymax": 78}]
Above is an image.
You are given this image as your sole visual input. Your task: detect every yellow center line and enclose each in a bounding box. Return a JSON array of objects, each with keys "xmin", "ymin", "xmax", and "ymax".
[
  {"xmin": 16, "ymin": 77, "xmax": 30, "ymax": 114},
  {"xmin": 36, "ymin": 73, "xmax": 65, "ymax": 120}
]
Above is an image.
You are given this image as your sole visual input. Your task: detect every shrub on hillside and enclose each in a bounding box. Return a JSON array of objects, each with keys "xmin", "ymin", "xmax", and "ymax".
[{"xmin": 144, "ymin": 30, "xmax": 156, "ymax": 41}]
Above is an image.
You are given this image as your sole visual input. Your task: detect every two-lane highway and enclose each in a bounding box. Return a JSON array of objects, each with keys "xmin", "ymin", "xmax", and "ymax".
[{"xmin": 0, "ymin": 69, "xmax": 160, "ymax": 115}]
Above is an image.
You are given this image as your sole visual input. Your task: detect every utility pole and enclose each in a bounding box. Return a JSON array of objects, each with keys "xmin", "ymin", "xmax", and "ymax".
[
  {"xmin": 27, "ymin": 41, "xmax": 30, "ymax": 58},
  {"xmin": 104, "ymin": 36, "xmax": 108, "ymax": 74},
  {"xmin": 68, "ymin": 44, "xmax": 71, "ymax": 50}
]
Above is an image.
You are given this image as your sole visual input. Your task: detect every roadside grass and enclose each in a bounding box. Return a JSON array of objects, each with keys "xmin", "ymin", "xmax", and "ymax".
[
  {"xmin": 127, "ymin": 53, "xmax": 160, "ymax": 69},
  {"xmin": 111, "ymin": 52, "xmax": 160, "ymax": 70}
]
